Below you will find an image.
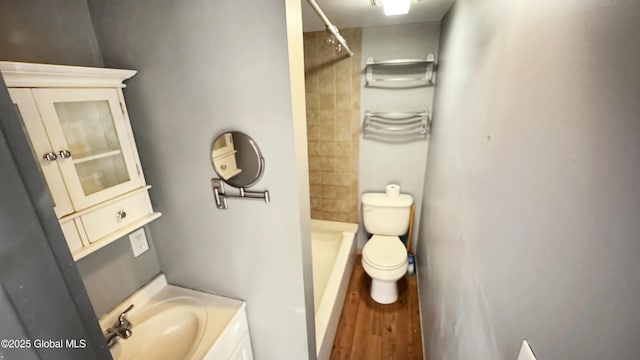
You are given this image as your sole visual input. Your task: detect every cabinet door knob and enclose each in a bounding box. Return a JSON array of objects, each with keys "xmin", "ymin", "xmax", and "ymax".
[
  {"xmin": 57, "ymin": 150, "xmax": 71, "ymax": 159},
  {"xmin": 116, "ymin": 211, "xmax": 127, "ymax": 220},
  {"xmin": 43, "ymin": 152, "xmax": 58, "ymax": 162}
]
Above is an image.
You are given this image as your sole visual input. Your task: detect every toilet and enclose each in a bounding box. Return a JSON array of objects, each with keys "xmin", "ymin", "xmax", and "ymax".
[{"xmin": 361, "ymin": 185, "xmax": 413, "ymax": 304}]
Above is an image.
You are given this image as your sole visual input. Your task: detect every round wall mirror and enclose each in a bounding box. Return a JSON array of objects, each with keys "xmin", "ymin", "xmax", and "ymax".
[{"xmin": 211, "ymin": 131, "xmax": 264, "ymax": 188}]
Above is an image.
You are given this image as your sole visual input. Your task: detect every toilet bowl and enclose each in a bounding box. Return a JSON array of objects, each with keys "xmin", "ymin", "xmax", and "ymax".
[
  {"xmin": 361, "ymin": 186, "xmax": 413, "ymax": 304},
  {"xmin": 361, "ymin": 235, "xmax": 408, "ymax": 304}
]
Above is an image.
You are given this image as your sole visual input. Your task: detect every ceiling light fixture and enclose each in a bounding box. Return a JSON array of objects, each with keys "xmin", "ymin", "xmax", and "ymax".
[{"xmin": 382, "ymin": 0, "xmax": 411, "ymax": 16}]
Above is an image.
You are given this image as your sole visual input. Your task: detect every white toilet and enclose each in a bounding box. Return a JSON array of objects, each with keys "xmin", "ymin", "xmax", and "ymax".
[{"xmin": 361, "ymin": 185, "xmax": 413, "ymax": 304}]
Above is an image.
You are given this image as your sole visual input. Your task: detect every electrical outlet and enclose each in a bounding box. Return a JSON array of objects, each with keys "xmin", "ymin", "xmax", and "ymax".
[{"xmin": 129, "ymin": 228, "xmax": 149, "ymax": 257}]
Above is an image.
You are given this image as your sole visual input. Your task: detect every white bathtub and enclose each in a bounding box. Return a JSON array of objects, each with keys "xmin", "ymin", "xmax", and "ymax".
[{"xmin": 311, "ymin": 219, "xmax": 358, "ymax": 360}]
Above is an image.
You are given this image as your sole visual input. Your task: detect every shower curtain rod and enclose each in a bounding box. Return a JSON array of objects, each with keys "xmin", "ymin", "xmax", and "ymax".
[{"xmin": 305, "ymin": 0, "xmax": 354, "ymax": 57}]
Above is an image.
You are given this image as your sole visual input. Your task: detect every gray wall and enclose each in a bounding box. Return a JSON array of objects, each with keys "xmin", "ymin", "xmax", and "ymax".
[
  {"xmin": 358, "ymin": 22, "xmax": 440, "ymax": 251},
  {"xmin": 0, "ymin": 0, "xmax": 162, "ymax": 319},
  {"xmin": 88, "ymin": 0, "xmax": 314, "ymax": 358},
  {"xmin": 76, "ymin": 226, "xmax": 161, "ymax": 317},
  {"xmin": 418, "ymin": 1, "xmax": 640, "ymax": 359},
  {"xmin": 0, "ymin": 76, "xmax": 110, "ymax": 359},
  {"xmin": 0, "ymin": 0, "xmax": 103, "ymax": 66}
]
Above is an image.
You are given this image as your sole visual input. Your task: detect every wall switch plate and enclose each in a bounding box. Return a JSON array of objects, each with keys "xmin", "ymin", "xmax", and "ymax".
[{"xmin": 129, "ymin": 228, "xmax": 149, "ymax": 257}]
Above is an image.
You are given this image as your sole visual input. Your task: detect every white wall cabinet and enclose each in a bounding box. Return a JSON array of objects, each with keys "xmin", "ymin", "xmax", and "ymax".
[{"xmin": 1, "ymin": 62, "xmax": 161, "ymax": 260}]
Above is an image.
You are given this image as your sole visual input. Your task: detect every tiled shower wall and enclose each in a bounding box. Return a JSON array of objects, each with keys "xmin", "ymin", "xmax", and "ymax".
[{"xmin": 303, "ymin": 28, "xmax": 362, "ymax": 223}]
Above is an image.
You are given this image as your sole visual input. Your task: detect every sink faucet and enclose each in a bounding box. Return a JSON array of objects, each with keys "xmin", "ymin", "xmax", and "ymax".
[{"xmin": 105, "ymin": 304, "xmax": 134, "ymax": 348}]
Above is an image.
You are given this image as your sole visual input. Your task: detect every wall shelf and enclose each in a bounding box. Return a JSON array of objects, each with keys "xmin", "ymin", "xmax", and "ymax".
[
  {"xmin": 363, "ymin": 111, "xmax": 430, "ymax": 142},
  {"xmin": 365, "ymin": 53, "xmax": 436, "ymax": 87},
  {"xmin": 73, "ymin": 149, "xmax": 122, "ymax": 164}
]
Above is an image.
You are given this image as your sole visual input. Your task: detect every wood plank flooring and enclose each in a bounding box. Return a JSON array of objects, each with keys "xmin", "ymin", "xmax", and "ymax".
[{"xmin": 330, "ymin": 255, "xmax": 423, "ymax": 360}]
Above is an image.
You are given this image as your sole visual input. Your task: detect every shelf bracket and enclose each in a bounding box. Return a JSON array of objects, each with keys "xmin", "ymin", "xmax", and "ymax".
[{"xmin": 211, "ymin": 179, "xmax": 270, "ymax": 210}]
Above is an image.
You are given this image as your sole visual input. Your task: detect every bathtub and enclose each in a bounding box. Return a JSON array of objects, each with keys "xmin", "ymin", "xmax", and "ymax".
[{"xmin": 311, "ymin": 219, "xmax": 358, "ymax": 360}]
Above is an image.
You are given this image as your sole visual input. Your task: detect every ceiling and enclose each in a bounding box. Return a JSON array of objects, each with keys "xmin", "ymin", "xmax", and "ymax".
[{"xmin": 301, "ymin": 0, "xmax": 455, "ymax": 32}]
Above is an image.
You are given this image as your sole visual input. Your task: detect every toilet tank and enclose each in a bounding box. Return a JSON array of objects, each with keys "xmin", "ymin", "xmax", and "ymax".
[{"xmin": 362, "ymin": 192, "xmax": 413, "ymax": 236}]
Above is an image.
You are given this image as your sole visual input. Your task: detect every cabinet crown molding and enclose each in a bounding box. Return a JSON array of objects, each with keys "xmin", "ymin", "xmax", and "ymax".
[{"xmin": 0, "ymin": 61, "xmax": 137, "ymax": 88}]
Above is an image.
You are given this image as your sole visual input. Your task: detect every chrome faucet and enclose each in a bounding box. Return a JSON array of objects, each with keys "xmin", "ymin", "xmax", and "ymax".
[{"xmin": 105, "ymin": 304, "xmax": 134, "ymax": 348}]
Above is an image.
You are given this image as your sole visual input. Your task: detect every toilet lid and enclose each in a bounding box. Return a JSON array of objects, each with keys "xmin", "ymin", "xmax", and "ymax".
[{"xmin": 363, "ymin": 235, "xmax": 407, "ymax": 269}]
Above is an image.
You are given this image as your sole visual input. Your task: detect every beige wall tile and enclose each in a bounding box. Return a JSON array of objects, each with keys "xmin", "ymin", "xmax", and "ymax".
[
  {"xmin": 336, "ymin": 112, "xmax": 351, "ymax": 130},
  {"xmin": 305, "ymin": 72, "xmax": 318, "ymax": 93},
  {"xmin": 320, "ymin": 123, "xmax": 335, "ymax": 142},
  {"xmin": 306, "ymin": 92, "xmax": 318, "ymax": 112},
  {"xmin": 335, "ymin": 199, "xmax": 350, "ymax": 213},
  {"xmin": 308, "ymin": 141, "xmax": 321, "ymax": 156},
  {"xmin": 323, "ymin": 199, "xmax": 338, "ymax": 211},
  {"xmin": 335, "ymin": 126, "xmax": 350, "ymax": 142},
  {"xmin": 310, "ymin": 184, "xmax": 323, "ymax": 198},
  {"xmin": 327, "ymin": 172, "xmax": 350, "ymax": 186},
  {"xmin": 352, "ymin": 71, "xmax": 361, "ymax": 95},
  {"xmin": 338, "ymin": 172, "xmax": 352, "ymax": 186},
  {"xmin": 351, "ymin": 132, "xmax": 359, "ymax": 145},
  {"xmin": 310, "ymin": 198, "xmax": 322, "ymax": 210},
  {"xmin": 350, "ymin": 109, "xmax": 360, "ymax": 124},
  {"xmin": 309, "ymin": 170, "xmax": 322, "ymax": 185},
  {"xmin": 321, "ymin": 171, "xmax": 333, "ymax": 185},
  {"xmin": 335, "ymin": 157, "xmax": 351, "ymax": 172},
  {"xmin": 335, "ymin": 142, "xmax": 350, "ymax": 157},
  {"xmin": 351, "ymin": 156, "xmax": 359, "ymax": 174},
  {"xmin": 319, "ymin": 69, "xmax": 335, "ymax": 93},
  {"xmin": 320, "ymin": 142, "xmax": 336, "ymax": 157},
  {"xmin": 323, "ymin": 185, "xmax": 337, "ymax": 199},
  {"xmin": 336, "ymin": 75, "xmax": 351, "ymax": 96},
  {"xmin": 319, "ymin": 93, "xmax": 335, "ymax": 112},
  {"xmin": 310, "ymin": 209, "xmax": 320, "ymax": 219},
  {"xmin": 307, "ymin": 125, "xmax": 320, "ymax": 141},
  {"xmin": 304, "ymin": 29, "xmax": 361, "ymax": 222},
  {"xmin": 351, "ymin": 97, "xmax": 360, "ymax": 111},
  {"xmin": 335, "ymin": 60, "xmax": 351, "ymax": 78},
  {"xmin": 350, "ymin": 144, "xmax": 359, "ymax": 159},
  {"xmin": 330, "ymin": 212, "xmax": 343, "ymax": 222},
  {"xmin": 308, "ymin": 156, "xmax": 321, "ymax": 171},
  {"xmin": 347, "ymin": 212, "xmax": 358, "ymax": 223},
  {"xmin": 306, "ymin": 110, "xmax": 319, "ymax": 126},
  {"xmin": 320, "ymin": 156, "xmax": 335, "ymax": 171},
  {"xmin": 318, "ymin": 110, "xmax": 334, "ymax": 125},
  {"xmin": 336, "ymin": 95, "xmax": 351, "ymax": 111},
  {"xmin": 336, "ymin": 186, "xmax": 350, "ymax": 199}
]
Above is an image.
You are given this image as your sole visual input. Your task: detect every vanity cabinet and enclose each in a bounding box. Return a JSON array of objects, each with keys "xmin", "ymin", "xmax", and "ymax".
[{"xmin": 1, "ymin": 62, "xmax": 161, "ymax": 260}]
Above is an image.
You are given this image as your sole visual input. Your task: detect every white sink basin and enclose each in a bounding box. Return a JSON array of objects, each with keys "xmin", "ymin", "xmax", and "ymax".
[
  {"xmin": 109, "ymin": 297, "xmax": 206, "ymax": 359},
  {"xmin": 100, "ymin": 275, "xmax": 247, "ymax": 360}
]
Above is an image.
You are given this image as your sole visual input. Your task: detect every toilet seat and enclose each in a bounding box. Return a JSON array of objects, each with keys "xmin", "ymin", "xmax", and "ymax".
[{"xmin": 362, "ymin": 235, "xmax": 407, "ymax": 270}]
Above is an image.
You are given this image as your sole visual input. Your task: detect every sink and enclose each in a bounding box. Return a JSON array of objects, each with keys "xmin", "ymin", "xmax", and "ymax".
[
  {"xmin": 109, "ymin": 298, "xmax": 207, "ymax": 359},
  {"xmin": 100, "ymin": 275, "xmax": 250, "ymax": 360}
]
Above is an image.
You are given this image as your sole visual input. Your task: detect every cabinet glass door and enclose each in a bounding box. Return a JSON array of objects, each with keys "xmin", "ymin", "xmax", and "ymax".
[
  {"xmin": 32, "ymin": 89, "xmax": 143, "ymax": 210},
  {"xmin": 54, "ymin": 100, "xmax": 131, "ymax": 195}
]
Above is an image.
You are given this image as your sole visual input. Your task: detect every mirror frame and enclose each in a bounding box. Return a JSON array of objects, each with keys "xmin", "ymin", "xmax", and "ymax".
[{"xmin": 211, "ymin": 131, "xmax": 265, "ymax": 188}]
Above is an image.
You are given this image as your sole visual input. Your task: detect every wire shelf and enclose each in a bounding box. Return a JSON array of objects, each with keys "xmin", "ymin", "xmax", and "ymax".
[
  {"xmin": 363, "ymin": 111, "xmax": 431, "ymax": 142},
  {"xmin": 365, "ymin": 54, "xmax": 436, "ymax": 87}
]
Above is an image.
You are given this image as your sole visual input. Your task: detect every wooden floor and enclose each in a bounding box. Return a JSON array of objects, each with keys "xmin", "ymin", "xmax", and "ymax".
[{"xmin": 330, "ymin": 256, "xmax": 423, "ymax": 360}]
